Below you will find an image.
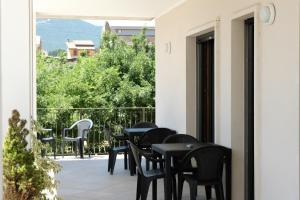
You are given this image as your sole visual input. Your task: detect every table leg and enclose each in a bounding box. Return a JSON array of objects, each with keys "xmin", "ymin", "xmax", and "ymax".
[
  {"xmin": 164, "ymin": 154, "xmax": 172, "ymax": 200},
  {"xmin": 128, "ymin": 135, "xmax": 136, "ymax": 176},
  {"xmin": 226, "ymin": 150, "xmax": 232, "ymax": 200},
  {"xmin": 205, "ymin": 186, "xmax": 212, "ymax": 199}
]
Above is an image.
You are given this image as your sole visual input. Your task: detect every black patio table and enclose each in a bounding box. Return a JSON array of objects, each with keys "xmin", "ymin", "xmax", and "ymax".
[
  {"xmin": 123, "ymin": 128, "xmax": 154, "ymax": 175},
  {"xmin": 152, "ymin": 143, "xmax": 232, "ymax": 200}
]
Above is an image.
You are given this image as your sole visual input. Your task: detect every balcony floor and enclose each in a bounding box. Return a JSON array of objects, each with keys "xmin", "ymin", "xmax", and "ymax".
[{"xmin": 55, "ymin": 155, "xmax": 216, "ymax": 200}]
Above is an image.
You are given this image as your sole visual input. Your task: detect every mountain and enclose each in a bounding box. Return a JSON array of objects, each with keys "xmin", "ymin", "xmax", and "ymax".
[{"xmin": 36, "ymin": 19, "xmax": 102, "ymax": 52}]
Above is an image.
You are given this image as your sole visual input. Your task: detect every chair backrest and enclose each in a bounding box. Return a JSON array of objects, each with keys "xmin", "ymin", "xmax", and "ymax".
[
  {"xmin": 182, "ymin": 146, "xmax": 227, "ymax": 184},
  {"xmin": 70, "ymin": 119, "xmax": 93, "ymax": 138},
  {"xmin": 139, "ymin": 128, "xmax": 176, "ymax": 148},
  {"xmin": 132, "ymin": 122, "xmax": 158, "ymax": 128},
  {"xmin": 163, "ymin": 134, "xmax": 198, "ymax": 144},
  {"xmin": 128, "ymin": 141, "xmax": 145, "ymax": 176}
]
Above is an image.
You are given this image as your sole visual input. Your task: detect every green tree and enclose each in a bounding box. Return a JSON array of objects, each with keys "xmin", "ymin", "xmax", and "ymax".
[
  {"xmin": 36, "ymin": 29, "xmax": 155, "ymax": 152},
  {"xmin": 3, "ymin": 110, "xmax": 61, "ymax": 200},
  {"xmin": 37, "ymin": 28, "xmax": 155, "ymax": 110},
  {"xmin": 48, "ymin": 49, "xmax": 66, "ymax": 57}
]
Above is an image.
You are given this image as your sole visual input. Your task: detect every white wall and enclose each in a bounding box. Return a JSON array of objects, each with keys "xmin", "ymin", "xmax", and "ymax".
[
  {"xmin": 0, "ymin": 0, "xmax": 33, "ymax": 197},
  {"xmin": 155, "ymin": 0, "xmax": 300, "ymax": 199},
  {"xmin": 0, "ymin": 0, "xmax": 2, "ymax": 197},
  {"xmin": 1, "ymin": 0, "xmax": 32, "ymax": 134}
]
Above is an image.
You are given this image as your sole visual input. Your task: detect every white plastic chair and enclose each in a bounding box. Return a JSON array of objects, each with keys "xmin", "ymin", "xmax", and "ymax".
[{"xmin": 61, "ymin": 119, "xmax": 93, "ymax": 158}]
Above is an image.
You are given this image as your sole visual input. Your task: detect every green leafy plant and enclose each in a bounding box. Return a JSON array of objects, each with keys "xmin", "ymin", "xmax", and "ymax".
[
  {"xmin": 36, "ymin": 29, "xmax": 155, "ymax": 153},
  {"xmin": 37, "ymin": 29, "xmax": 155, "ymax": 110},
  {"xmin": 3, "ymin": 110, "xmax": 61, "ymax": 200}
]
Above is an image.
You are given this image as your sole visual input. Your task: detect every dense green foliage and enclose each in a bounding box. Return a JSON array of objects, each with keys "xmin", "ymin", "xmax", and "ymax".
[
  {"xmin": 37, "ymin": 29, "xmax": 155, "ymax": 110},
  {"xmin": 3, "ymin": 110, "xmax": 61, "ymax": 200},
  {"xmin": 37, "ymin": 30, "xmax": 155, "ymax": 154}
]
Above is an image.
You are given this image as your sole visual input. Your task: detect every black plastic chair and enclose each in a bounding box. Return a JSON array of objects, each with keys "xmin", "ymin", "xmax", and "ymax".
[
  {"xmin": 131, "ymin": 122, "xmax": 158, "ymax": 145},
  {"xmin": 133, "ymin": 122, "xmax": 158, "ymax": 129},
  {"xmin": 163, "ymin": 134, "xmax": 198, "ymax": 170},
  {"xmin": 139, "ymin": 128, "xmax": 176, "ymax": 170},
  {"xmin": 139, "ymin": 128, "xmax": 176, "ymax": 149},
  {"xmin": 177, "ymin": 146, "xmax": 227, "ymax": 200},
  {"xmin": 124, "ymin": 122, "xmax": 158, "ymax": 144},
  {"xmin": 163, "ymin": 134, "xmax": 198, "ymax": 144},
  {"xmin": 162, "ymin": 134, "xmax": 199, "ymax": 199},
  {"xmin": 129, "ymin": 141, "xmax": 176, "ymax": 200},
  {"xmin": 38, "ymin": 128, "xmax": 56, "ymax": 159},
  {"xmin": 103, "ymin": 127, "xmax": 129, "ymax": 175}
]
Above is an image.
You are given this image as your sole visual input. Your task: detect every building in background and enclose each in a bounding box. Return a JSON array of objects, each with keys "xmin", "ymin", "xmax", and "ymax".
[
  {"xmin": 102, "ymin": 21, "xmax": 155, "ymax": 44},
  {"xmin": 111, "ymin": 26, "xmax": 155, "ymax": 44},
  {"xmin": 66, "ymin": 40, "xmax": 95, "ymax": 60}
]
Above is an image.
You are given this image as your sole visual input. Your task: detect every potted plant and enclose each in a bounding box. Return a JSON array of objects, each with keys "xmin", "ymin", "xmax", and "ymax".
[{"xmin": 3, "ymin": 110, "xmax": 61, "ymax": 200}]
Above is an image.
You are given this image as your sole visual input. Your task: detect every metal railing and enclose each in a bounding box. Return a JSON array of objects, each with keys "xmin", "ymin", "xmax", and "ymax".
[{"xmin": 37, "ymin": 107, "xmax": 155, "ymax": 156}]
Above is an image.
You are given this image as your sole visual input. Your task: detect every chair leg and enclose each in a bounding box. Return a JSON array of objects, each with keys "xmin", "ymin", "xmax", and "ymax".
[
  {"xmin": 45, "ymin": 143, "xmax": 48, "ymax": 157},
  {"xmin": 41, "ymin": 145, "xmax": 46, "ymax": 157},
  {"xmin": 215, "ymin": 184, "xmax": 224, "ymax": 200},
  {"xmin": 152, "ymin": 179, "xmax": 157, "ymax": 200},
  {"xmin": 178, "ymin": 174, "xmax": 185, "ymax": 200},
  {"xmin": 172, "ymin": 175, "xmax": 177, "ymax": 200},
  {"xmin": 74, "ymin": 141, "xmax": 78, "ymax": 157},
  {"xmin": 124, "ymin": 151, "xmax": 128, "ymax": 170},
  {"xmin": 159, "ymin": 160, "xmax": 164, "ymax": 169},
  {"xmin": 77, "ymin": 139, "xmax": 84, "ymax": 159},
  {"xmin": 158, "ymin": 155, "xmax": 164, "ymax": 169},
  {"xmin": 205, "ymin": 186, "xmax": 212, "ymax": 199},
  {"xmin": 146, "ymin": 159, "xmax": 150, "ymax": 171},
  {"xmin": 219, "ymin": 184, "xmax": 225, "ymax": 200},
  {"xmin": 87, "ymin": 140, "xmax": 91, "ymax": 158},
  {"xmin": 79, "ymin": 139, "xmax": 84, "ymax": 159},
  {"xmin": 152, "ymin": 161, "xmax": 157, "ymax": 170},
  {"xmin": 128, "ymin": 151, "xmax": 132, "ymax": 174},
  {"xmin": 141, "ymin": 179, "xmax": 151, "ymax": 200},
  {"xmin": 187, "ymin": 180, "xmax": 197, "ymax": 200},
  {"xmin": 108, "ymin": 151, "xmax": 112, "ymax": 172},
  {"xmin": 52, "ymin": 140, "xmax": 56, "ymax": 159},
  {"xmin": 61, "ymin": 140, "xmax": 64, "ymax": 158},
  {"xmin": 110, "ymin": 152, "xmax": 117, "ymax": 175},
  {"xmin": 136, "ymin": 174, "xmax": 141, "ymax": 200}
]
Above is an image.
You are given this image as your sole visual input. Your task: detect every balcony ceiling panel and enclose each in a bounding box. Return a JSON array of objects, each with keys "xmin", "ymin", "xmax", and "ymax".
[{"xmin": 35, "ymin": 0, "xmax": 187, "ymax": 20}]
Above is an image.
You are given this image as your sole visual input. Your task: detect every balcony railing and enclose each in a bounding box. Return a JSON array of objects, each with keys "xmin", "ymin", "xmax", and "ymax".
[{"xmin": 37, "ymin": 107, "xmax": 155, "ymax": 156}]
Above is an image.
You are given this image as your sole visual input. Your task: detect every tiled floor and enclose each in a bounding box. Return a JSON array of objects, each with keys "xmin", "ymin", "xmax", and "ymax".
[{"xmin": 55, "ymin": 155, "xmax": 215, "ymax": 200}]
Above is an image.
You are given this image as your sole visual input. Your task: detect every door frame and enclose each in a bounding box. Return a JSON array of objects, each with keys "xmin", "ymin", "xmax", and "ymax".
[
  {"xmin": 231, "ymin": 4, "xmax": 260, "ymax": 200},
  {"xmin": 185, "ymin": 18, "xmax": 220, "ymax": 141},
  {"xmin": 196, "ymin": 32, "xmax": 215, "ymax": 143}
]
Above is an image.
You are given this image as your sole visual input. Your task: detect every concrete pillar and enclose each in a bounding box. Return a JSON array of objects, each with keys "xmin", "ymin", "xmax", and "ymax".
[{"xmin": 0, "ymin": 0, "xmax": 33, "ymax": 198}]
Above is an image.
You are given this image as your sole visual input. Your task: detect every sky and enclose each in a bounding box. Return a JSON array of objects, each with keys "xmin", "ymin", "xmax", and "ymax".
[{"xmin": 84, "ymin": 19, "xmax": 155, "ymax": 27}]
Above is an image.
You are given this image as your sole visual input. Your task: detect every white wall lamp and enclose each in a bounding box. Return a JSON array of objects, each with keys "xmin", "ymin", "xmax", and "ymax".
[
  {"xmin": 165, "ymin": 42, "xmax": 172, "ymax": 54},
  {"xmin": 259, "ymin": 3, "xmax": 276, "ymax": 25}
]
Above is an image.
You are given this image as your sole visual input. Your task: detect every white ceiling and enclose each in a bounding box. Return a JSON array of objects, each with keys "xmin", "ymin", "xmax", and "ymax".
[{"xmin": 35, "ymin": 0, "xmax": 187, "ymax": 20}]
